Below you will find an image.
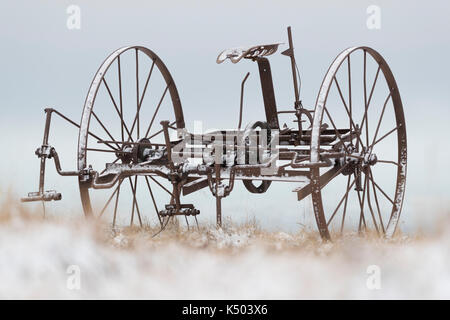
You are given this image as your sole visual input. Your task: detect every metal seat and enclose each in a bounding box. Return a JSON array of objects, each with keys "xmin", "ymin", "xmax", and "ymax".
[{"xmin": 216, "ymin": 43, "xmax": 282, "ymax": 64}]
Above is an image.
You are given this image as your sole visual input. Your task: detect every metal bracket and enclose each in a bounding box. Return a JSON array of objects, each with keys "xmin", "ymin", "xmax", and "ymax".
[{"xmin": 255, "ymin": 57, "xmax": 280, "ymax": 129}]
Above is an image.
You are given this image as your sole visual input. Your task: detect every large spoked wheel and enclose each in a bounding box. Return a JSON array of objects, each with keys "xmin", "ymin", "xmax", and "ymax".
[
  {"xmin": 78, "ymin": 46, "xmax": 185, "ymax": 227},
  {"xmin": 310, "ymin": 47, "xmax": 407, "ymax": 240}
]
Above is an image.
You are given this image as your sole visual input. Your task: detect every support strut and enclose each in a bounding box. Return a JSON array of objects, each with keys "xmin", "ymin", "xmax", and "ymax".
[{"xmin": 215, "ymin": 164, "xmax": 222, "ymax": 228}]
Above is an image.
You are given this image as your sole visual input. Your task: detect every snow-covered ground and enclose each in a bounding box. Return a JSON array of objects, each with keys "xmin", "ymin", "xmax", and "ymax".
[{"xmin": 0, "ymin": 204, "xmax": 449, "ymax": 299}]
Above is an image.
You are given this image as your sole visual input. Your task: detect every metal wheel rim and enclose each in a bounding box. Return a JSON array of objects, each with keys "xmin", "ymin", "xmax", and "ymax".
[
  {"xmin": 310, "ymin": 46, "xmax": 407, "ymax": 240},
  {"xmin": 77, "ymin": 46, "xmax": 185, "ymax": 220}
]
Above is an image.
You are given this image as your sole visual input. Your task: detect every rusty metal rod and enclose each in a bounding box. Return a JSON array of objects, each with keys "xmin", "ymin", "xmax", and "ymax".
[{"xmin": 238, "ymin": 72, "xmax": 250, "ymax": 130}]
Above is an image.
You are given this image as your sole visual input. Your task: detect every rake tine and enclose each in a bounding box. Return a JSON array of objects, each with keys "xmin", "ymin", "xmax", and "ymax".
[
  {"xmin": 194, "ymin": 215, "xmax": 199, "ymax": 231},
  {"xmin": 184, "ymin": 216, "xmax": 190, "ymax": 231}
]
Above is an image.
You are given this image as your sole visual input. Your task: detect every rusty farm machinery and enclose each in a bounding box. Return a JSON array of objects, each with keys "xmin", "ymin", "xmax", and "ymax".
[{"xmin": 22, "ymin": 27, "xmax": 407, "ymax": 240}]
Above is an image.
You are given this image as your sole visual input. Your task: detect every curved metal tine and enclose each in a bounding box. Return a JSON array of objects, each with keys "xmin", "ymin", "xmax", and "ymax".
[
  {"xmin": 126, "ymin": 60, "xmax": 156, "ymax": 142},
  {"xmin": 184, "ymin": 216, "xmax": 190, "ymax": 231},
  {"xmin": 151, "ymin": 215, "xmax": 171, "ymax": 238},
  {"xmin": 42, "ymin": 201, "xmax": 46, "ymax": 218},
  {"xmin": 144, "ymin": 84, "xmax": 170, "ymax": 139},
  {"xmin": 194, "ymin": 215, "xmax": 199, "ymax": 231},
  {"xmin": 327, "ymin": 175, "xmax": 356, "ymax": 226},
  {"xmin": 128, "ymin": 176, "xmax": 143, "ymax": 227},
  {"xmin": 368, "ymin": 168, "xmax": 385, "ymax": 233},
  {"xmin": 144, "ymin": 176, "xmax": 162, "ymax": 226},
  {"xmin": 102, "ymin": 77, "xmax": 134, "ymax": 142},
  {"xmin": 99, "ymin": 178, "xmax": 123, "ymax": 218}
]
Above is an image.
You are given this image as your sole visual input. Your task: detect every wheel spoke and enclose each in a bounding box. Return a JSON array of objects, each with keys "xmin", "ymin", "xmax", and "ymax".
[
  {"xmin": 144, "ymin": 176, "xmax": 162, "ymax": 226},
  {"xmin": 371, "ymin": 126, "xmax": 399, "ymax": 148},
  {"xmin": 102, "ymin": 77, "xmax": 134, "ymax": 142},
  {"xmin": 91, "ymin": 111, "xmax": 121, "ymax": 149},
  {"xmin": 366, "ymin": 66, "xmax": 380, "ymax": 111},
  {"xmin": 360, "ymin": 59, "xmax": 381, "ymax": 147},
  {"xmin": 357, "ymin": 173, "xmax": 368, "ymax": 232},
  {"xmin": 371, "ymin": 92, "xmax": 392, "ymax": 147},
  {"xmin": 365, "ymin": 172, "xmax": 380, "ymax": 235},
  {"xmin": 99, "ymin": 179, "xmax": 123, "ymax": 218},
  {"xmin": 369, "ymin": 169, "xmax": 385, "ymax": 233},
  {"xmin": 117, "ymin": 56, "xmax": 124, "ymax": 142},
  {"xmin": 50, "ymin": 109, "xmax": 118, "ymax": 151},
  {"xmin": 127, "ymin": 61, "xmax": 156, "ymax": 142},
  {"xmin": 368, "ymin": 169, "xmax": 394, "ymax": 205},
  {"xmin": 135, "ymin": 49, "xmax": 140, "ymax": 139},
  {"xmin": 149, "ymin": 175, "xmax": 174, "ymax": 197},
  {"xmin": 333, "ymin": 77, "xmax": 364, "ymax": 147},
  {"xmin": 347, "ymin": 56, "xmax": 352, "ymax": 131},
  {"xmin": 144, "ymin": 84, "xmax": 170, "ymax": 138},
  {"xmin": 112, "ymin": 179, "xmax": 122, "ymax": 228},
  {"xmin": 340, "ymin": 176, "xmax": 352, "ymax": 234},
  {"xmin": 129, "ymin": 178, "xmax": 136, "ymax": 226},
  {"xmin": 377, "ymin": 159, "xmax": 399, "ymax": 166},
  {"xmin": 85, "ymin": 148, "xmax": 128, "ymax": 154},
  {"xmin": 147, "ymin": 120, "xmax": 176, "ymax": 140},
  {"xmin": 88, "ymin": 134, "xmax": 118, "ymax": 151},
  {"xmin": 327, "ymin": 175, "xmax": 356, "ymax": 226},
  {"xmin": 128, "ymin": 176, "xmax": 143, "ymax": 227},
  {"xmin": 358, "ymin": 50, "xmax": 367, "ymax": 150},
  {"xmin": 323, "ymin": 107, "xmax": 347, "ymax": 148}
]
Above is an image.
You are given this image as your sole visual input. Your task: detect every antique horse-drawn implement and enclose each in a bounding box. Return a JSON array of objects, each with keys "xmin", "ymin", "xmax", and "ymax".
[{"xmin": 22, "ymin": 27, "xmax": 407, "ymax": 240}]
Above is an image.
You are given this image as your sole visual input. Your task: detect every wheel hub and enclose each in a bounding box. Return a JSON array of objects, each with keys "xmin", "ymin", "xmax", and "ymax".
[
  {"xmin": 362, "ymin": 151, "xmax": 377, "ymax": 168},
  {"xmin": 115, "ymin": 139, "xmax": 168, "ymax": 165},
  {"xmin": 340, "ymin": 144, "xmax": 378, "ymax": 176}
]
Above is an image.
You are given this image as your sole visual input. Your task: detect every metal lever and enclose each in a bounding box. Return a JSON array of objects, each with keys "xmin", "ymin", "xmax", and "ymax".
[
  {"xmin": 238, "ymin": 72, "xmax": 250, "ymax": 130},
  {"xmin": 21, "ymin": 108, "xmax": 79, "ymax": 203},
  {"xmin": 281, "ymin": 26, "xmax": 300, "ymax": 107},
  {"xmin": 21, "ymin": 190, "xmax": 62, "ymax": 202}
]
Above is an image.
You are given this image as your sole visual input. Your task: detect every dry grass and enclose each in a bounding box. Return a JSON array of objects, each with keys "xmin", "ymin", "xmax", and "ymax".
[{"xmin": 0, "ymin": 193, "xmax": 449, "ymax": 299}]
